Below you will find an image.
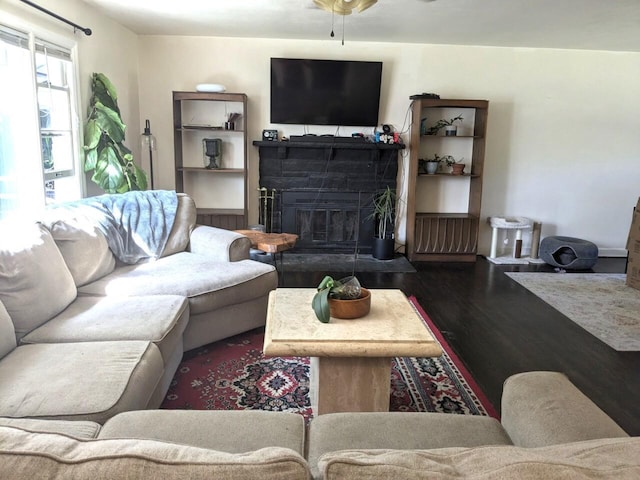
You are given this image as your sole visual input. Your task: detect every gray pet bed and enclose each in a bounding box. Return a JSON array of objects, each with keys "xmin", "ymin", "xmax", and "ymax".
[{"xmin": 539, "ymin": 236, "xmax": 598, "ymax": 270}]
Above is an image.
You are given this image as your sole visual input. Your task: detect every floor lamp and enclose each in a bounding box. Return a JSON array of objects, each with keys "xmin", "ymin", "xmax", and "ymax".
[{"xmin": 141, "ymin": 119, "xmax": 156, "ymax": 189}]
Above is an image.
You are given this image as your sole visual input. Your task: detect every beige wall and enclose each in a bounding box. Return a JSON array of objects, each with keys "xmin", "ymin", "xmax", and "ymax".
[
  {"xmin": 138, "ymin": 35, "xmax": 640, "ymax": 256},
  {"xmin": 3, "ymin": 1, "xmax": 638, "ymax": 255},
  {"xmin": 1, "ymin": 0, "xmax": 140, "ymax": 197}
]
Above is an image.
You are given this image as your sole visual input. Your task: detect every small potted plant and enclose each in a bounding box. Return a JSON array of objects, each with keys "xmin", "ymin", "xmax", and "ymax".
[
  {"xmin": 312, "ymin": 275, "xmax": 370, "ymax": 323},
  {"xmin": 443, "ymin": 115, "xmax": 463, "ymax": 136},
  {"xmin": 425, "ymin": 115, "xmax": 464, "ymax": 136},
  {"xmin": 445, "ymin": 156, "xmax": 466, "ymax": 175},
  {"xmin": 419, "ymin": 154, "xmax": 452, "ymax": 174},
  {"xmin": 368, "ymin": 186, "xmax": 397, "ymax": 260}
]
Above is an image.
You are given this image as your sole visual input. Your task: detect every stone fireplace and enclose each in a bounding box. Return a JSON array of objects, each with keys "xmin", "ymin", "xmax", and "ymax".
[{"xmin": 254, "ymin": 139, "xmax": 403, "ymax": 253}]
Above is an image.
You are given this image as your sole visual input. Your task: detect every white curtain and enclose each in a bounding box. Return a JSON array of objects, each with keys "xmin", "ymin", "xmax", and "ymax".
[{"xmin": 0, "ymin": 26, "xmax": 44, "ymax": 222}]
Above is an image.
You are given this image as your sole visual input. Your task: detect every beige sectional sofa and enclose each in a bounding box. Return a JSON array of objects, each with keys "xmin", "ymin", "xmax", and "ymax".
[
  {"xmin": 0, "ymin": 191, "xmax": 636, "ymax": 477},
  {"xmin": 0, "ymin": 372, "xmax": 636, "ymax": 479},
  {"xmin": 0, "ymin": 191, "xmax": 277, "ymax": 424}
]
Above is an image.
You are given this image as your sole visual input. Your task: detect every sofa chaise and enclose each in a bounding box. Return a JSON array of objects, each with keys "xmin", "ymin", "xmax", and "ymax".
[
  {"xmin": 0, "ymin": 372, "xmax": 636, "ymax": 479},
  {"xmin": 0, "ymin": 191, "xmax": 277, "ymax": 423}
]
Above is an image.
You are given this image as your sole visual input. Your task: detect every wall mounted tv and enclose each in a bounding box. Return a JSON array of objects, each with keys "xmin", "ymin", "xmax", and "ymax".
[{"xmin": 270, "ymin": 57, "xmax": 382, "ymax": 127}]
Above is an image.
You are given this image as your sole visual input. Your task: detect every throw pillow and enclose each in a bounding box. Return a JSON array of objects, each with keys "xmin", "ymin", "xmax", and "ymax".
[
  {"xmin": 41, "ymin": 208, "xmax": 115, "ymax": 287},
  {"xmin": 0, "ymin": 222, "xmax": 77, "ymax": 339},
  {"xmin": 0, "ymin": 300, "xmax": 16, "ymax": 359}
]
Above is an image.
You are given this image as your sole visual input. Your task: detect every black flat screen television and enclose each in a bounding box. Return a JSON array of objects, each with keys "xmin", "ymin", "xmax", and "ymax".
[{"xmin": 270, "ymin": 57, "xmax": 382, "ymax": 127}]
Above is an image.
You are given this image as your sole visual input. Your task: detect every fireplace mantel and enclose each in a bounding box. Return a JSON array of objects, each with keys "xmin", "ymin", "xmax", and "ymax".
[
  {"xmin": 253, "ymin": 140, "xmax": 403, "ymax": 253},
  {"xmin": 252, "ymin": 139, "xmax": 404, "ymax": 150}
]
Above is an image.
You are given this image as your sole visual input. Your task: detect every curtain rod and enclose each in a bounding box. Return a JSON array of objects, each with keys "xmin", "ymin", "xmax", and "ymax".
[{"xmin": 19, "ymin": 0, "xmax": 92, "ymax": 36}]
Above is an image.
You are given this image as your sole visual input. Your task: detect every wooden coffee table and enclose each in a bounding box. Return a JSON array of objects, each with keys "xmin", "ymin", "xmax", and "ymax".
[{"xmin": 263, "ymin": 288, "xmax": 442, "ymax": 415}]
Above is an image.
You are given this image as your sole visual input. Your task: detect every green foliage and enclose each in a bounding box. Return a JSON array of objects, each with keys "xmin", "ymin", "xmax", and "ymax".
[
  {"xmin": 425, "ymin": 115, "xmax": 464, "ymax": 135},
  {"xmin": 83, "ymin": 73, "xmax": 147, "ymax": 193},
  {"xmin": 312, "ymin": 275, "xmax": 361, "ymax": 323},
  {"xmin": 421, "ymin": 153, "xmax": 450, "ymax": 164},
  {"xmin": 312, "ymin": 276, "xmax": 341, "ymax": 323},
  {"xmin": 445, "ymin": 155, "xmax": 464, "ymax": 166},
  {"xmin": 368, "ymin": 186, "xmax": 397, "ymax": 239},
  {"xmin": 418, "ymin": 154, "xmax": 464, "ymax": 173}
]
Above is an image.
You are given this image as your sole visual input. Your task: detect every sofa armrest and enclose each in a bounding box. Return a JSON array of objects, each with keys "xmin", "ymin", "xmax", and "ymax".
[
  {"xmin": 188, "ymin": 225, "xmax": 250, "ymax": 262},
  {"xmin": 501, "ymin": 371, "xmax": 628, "ymax": 447}
]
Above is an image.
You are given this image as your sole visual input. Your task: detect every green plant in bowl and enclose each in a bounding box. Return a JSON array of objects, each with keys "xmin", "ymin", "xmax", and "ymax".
[{"xmin": 312, "ymin": 275, "xmax": 361, "ymax": 323}]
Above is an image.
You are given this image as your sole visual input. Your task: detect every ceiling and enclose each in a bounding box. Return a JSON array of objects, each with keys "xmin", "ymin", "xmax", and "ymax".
[{"xmin": 79, "ymin": 0, "xmax": 640, "ymax": 52}]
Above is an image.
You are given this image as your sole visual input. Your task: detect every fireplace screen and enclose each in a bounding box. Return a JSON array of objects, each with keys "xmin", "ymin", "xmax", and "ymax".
[{"xmin": 282, "ymin": 191, "xmax": 374, "ymax": 253}]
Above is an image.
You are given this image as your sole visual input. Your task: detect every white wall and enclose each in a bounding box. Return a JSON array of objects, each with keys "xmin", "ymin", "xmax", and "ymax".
[
  {"xmin": 1, "ymin": 0, "xmax": 140, "ymax": 197},
  {"xmin": 137, "ymin": 35, "xmax": 640, "ymax": 256}
]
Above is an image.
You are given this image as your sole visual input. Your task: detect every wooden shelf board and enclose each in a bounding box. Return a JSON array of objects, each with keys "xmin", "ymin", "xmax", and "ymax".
[
  {"xmin": 252, "ymin": 140, "xmax": 404, "ymax": 150},
  {"xmin": 417, "ymin": 173, "xmax": 480, "ymax": 178},
  {"xmin": 173, "ymin": 91, "xmax": 247, "ymax": 102},
  {"xmin": 420, "ymin": 135, "xmax": 482, "ymax": 139},
  {"xmin": 178, "ymin": 167, "xmax": 244, "ymax": 173},
  {"xmin": 415, "ymin": 99, "xmax": 489, "ymax": 108},
  {"xmin": 179, "ymin": 126, "xmax": 245, "ymax": 132},
  {"xmin": 410, "ymin": 252, "xmax": 478, "ymax": 262},
  {"xmin": 196, "ymin": 208, "xmax": 244, "ymax": 215},
  {"xmin": 415, "ymin": 213, "xmax": 478, "ymax": 219}
]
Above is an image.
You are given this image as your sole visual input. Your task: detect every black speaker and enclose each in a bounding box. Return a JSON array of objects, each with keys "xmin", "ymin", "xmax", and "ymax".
[{"xmin": 262, "ymin": 129, "xmax": 278, "ymax": 141}]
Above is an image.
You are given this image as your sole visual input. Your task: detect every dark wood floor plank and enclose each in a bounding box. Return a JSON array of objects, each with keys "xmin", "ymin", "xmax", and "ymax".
[{"xmin": 284, "ymin": 257, "xmax": 640, "ymax": 435}]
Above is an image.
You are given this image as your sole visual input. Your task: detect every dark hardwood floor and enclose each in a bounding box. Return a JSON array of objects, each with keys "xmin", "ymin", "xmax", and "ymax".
[{"xmin": 282, "ymin": 256, "xmax": 640, "ymax": 436}]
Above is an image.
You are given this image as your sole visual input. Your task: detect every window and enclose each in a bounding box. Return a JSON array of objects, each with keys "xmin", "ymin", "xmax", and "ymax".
[{"xmin": 0, "ymin": 25, "xmax": 81, "ymax": 221}]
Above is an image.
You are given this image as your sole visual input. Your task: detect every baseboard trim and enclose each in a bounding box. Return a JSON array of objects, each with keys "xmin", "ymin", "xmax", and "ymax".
[{"xmin": 598, "ymin": 248, "xmax": 628, "ymax": 257}]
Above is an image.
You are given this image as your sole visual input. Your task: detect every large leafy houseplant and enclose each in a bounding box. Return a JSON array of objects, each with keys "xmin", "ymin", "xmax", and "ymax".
[{"xmin": 83, "ymin": 73, "xmax": 147, "ymax": 193}]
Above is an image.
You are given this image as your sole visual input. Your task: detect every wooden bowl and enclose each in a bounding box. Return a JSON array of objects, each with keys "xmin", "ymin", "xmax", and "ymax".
[{"xmin": 328, "ymin": 288, "xmax": 371, "ymax": 319}]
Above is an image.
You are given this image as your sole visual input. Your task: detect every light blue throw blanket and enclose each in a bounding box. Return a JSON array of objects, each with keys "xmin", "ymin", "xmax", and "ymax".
[{"xmin": 49, "ymin": 190, "xmax": 178, "ymax": 264}]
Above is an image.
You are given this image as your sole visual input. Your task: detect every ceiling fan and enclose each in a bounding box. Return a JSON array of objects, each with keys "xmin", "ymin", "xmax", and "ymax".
[{"xmin": 312, "ymin": 0, "xmax": 378, "ymax": 15}]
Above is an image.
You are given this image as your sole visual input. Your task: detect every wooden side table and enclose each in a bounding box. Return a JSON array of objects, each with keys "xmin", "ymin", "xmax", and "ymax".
[{"xmin": 235, "ymin": 231, "xmax": 298, "ymax": 280}]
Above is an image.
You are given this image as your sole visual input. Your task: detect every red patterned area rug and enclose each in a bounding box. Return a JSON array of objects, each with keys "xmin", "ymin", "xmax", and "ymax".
[{"xmin": 161, "ymin": 296, "xmax": 497, "ymax": 420}]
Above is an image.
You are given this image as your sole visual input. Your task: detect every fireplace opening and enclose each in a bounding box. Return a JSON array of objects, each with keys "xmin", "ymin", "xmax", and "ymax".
[{"xmin": 282, "ymin": 190, "xmax": 374, "ymax": 253}]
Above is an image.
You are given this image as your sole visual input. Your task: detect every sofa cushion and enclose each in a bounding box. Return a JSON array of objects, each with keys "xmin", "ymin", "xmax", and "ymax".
[
  {"xmin": 78, "ymin": 253, "xmax": 277, "ymax": 315},
  {"xmin": 161, "ymin": 193, "xmax": 196, "ymax": 257},
  {"xmin": 0, "ymin": 223, "xmax": 77, "ymax": 340},
  {"xmin": 41, "ymin": 207, "xmax": 116, "ymax": 287},
  {"xmin": 0, "ymin": 300, "xmax": 16, "ymax": 359},
  {"xmin": 0, "ymin": 341, "xmax": 163, "ymax": 423},
  {"xmin": 318, "ymin": 437, "xmax": 640, "ymax": 480},
  {"xmin": 0, "ymin": 426, "xmax": 310, "ymax": 480},
  {"xmin": 308, "ymin": 412, "xmax": 512, "ymax": 480},
  {"xmin": 0, "ymin": 417, "xmax": 100, "ymax": 439},
  {"xmin": 100, "ymin": 410, "xmax": 306, "ymax": 455},
  {"xmin": 21, "ymin": 295, "xmax": 189, "ymax": 366}
]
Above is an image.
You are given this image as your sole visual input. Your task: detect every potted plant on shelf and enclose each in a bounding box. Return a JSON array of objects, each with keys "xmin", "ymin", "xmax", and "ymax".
[
  {"xmin": 312, "ymin": 275, "xmax": 370, "ymax": 323},
  {"xmin": 425, "ymin": 115, "xmax": 464, "ymax": 136},
  {"xmin": 368, "ymin": 186, "xmax": 397, "ymax": 260},
  {"xmin": 419, "ymin": 154, "xmax": 455, "ymax": 175},
  {"xmin": 446, "ymin": 156, "xmax": 466, "ymax": 175}
]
